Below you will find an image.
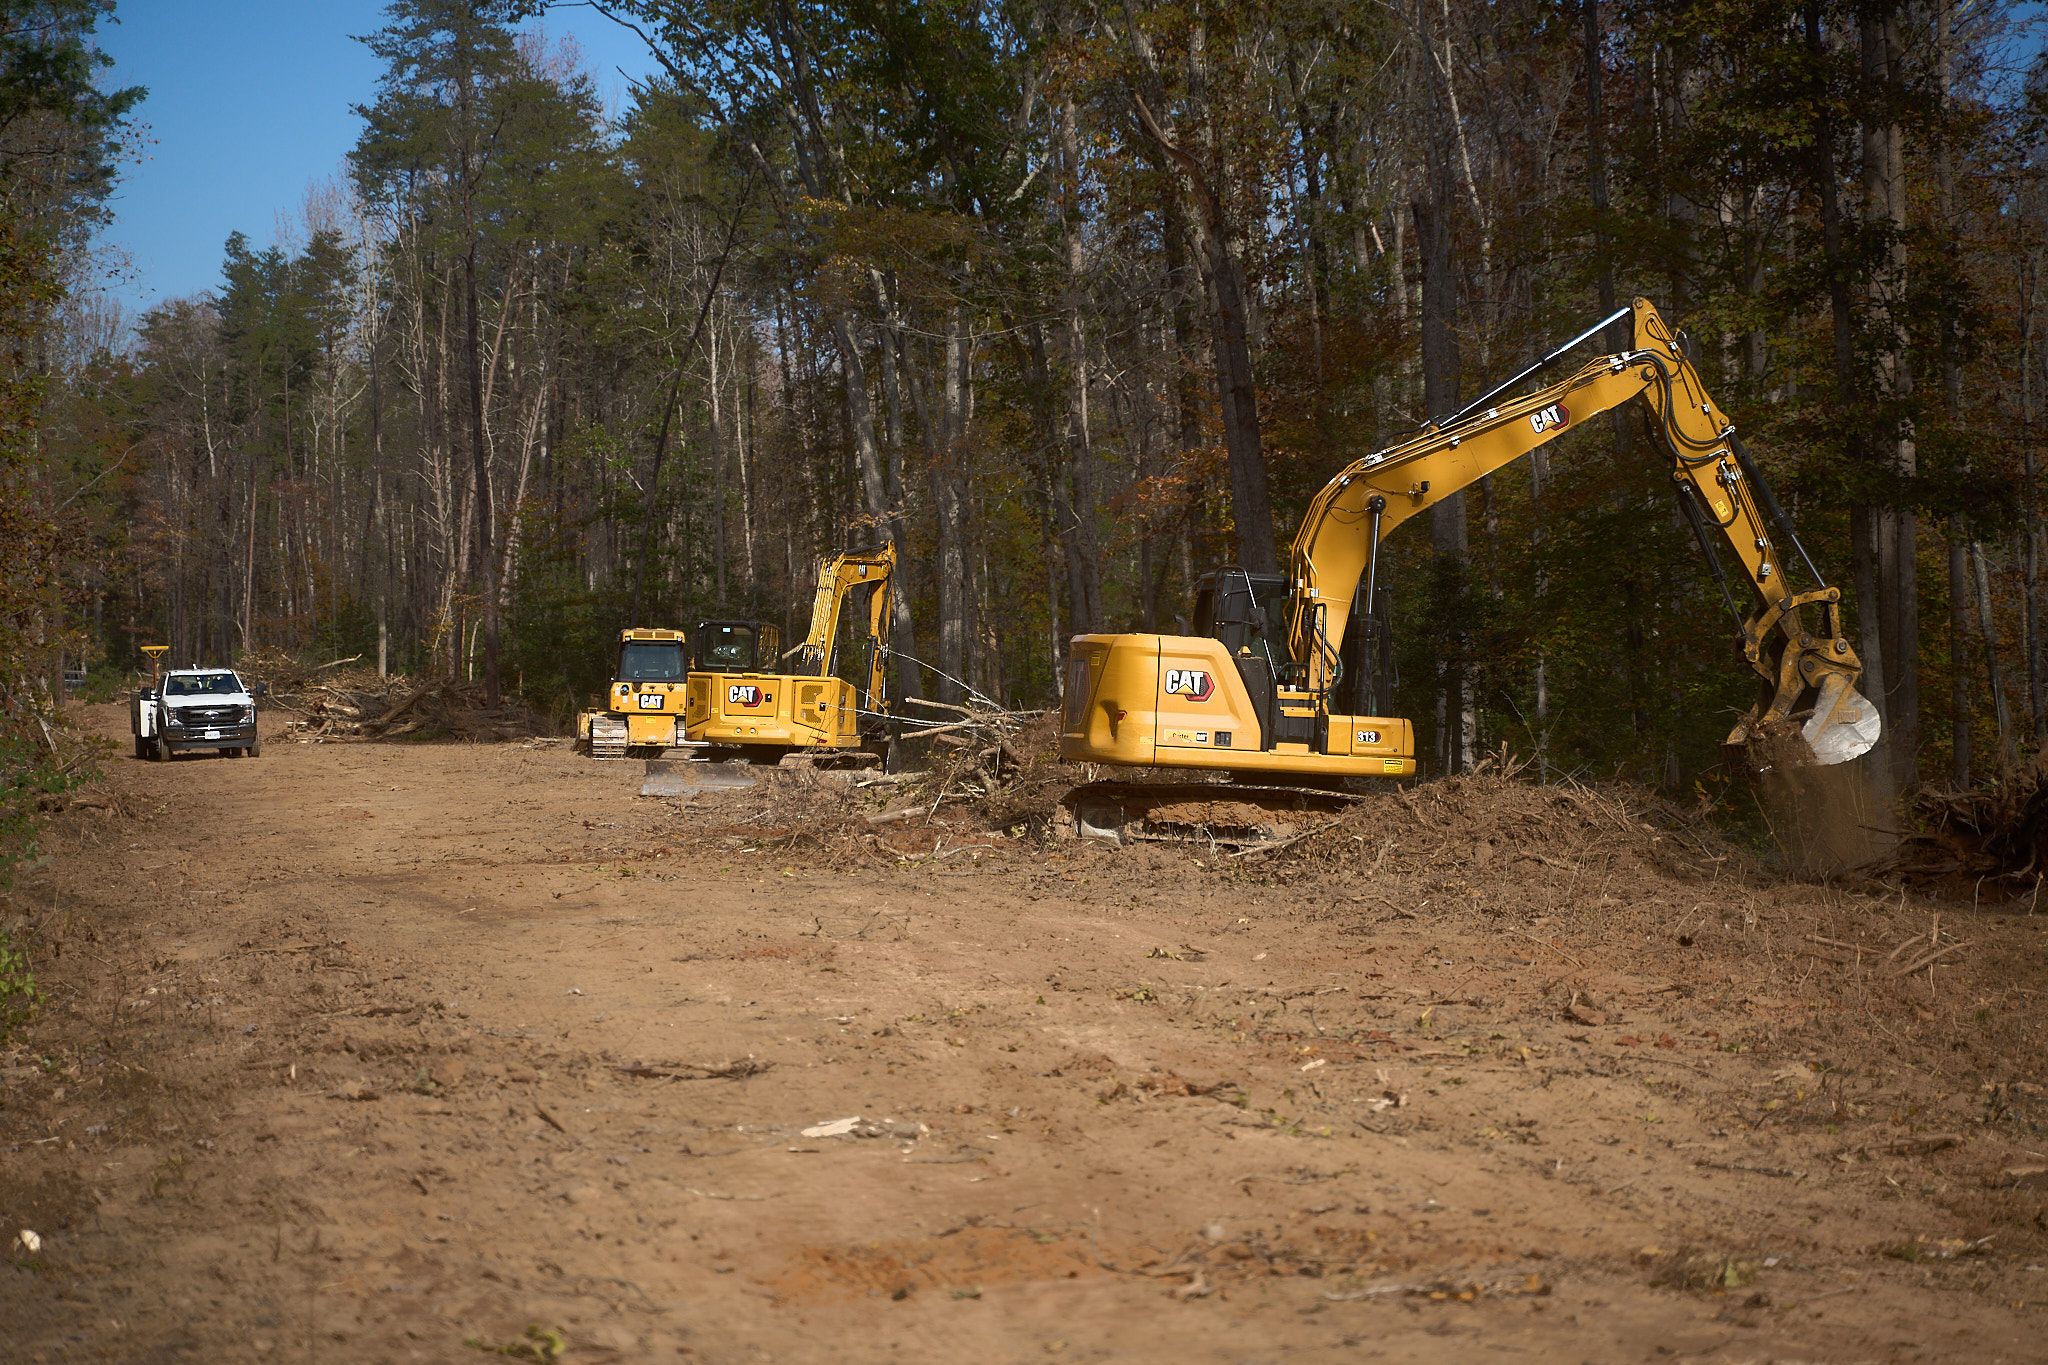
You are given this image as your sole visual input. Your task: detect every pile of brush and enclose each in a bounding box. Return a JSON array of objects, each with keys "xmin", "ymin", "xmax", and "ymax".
[
  {"xmin": 891, "ymin": 700, "xmax": 1074, "ymax": 833},
  {"xmin": 242, "ymin": 651, "xmax": 546, "ymax": 743},
  {"xmin": 1893, "ymin": 751, "xmax": 2048, "ymax": 886}
]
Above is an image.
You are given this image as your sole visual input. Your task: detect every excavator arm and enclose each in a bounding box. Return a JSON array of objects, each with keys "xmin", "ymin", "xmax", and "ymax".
[
  {"xmin": 1282, "ymin": 299, "xmax": 1876, "ymax": 765},
  {"xmin": 797, "ymin": 545, "xmax": 897, "ymax": 711}
]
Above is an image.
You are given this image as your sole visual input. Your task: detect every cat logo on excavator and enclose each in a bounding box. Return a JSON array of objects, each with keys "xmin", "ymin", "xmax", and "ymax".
[
  {"xmin": 1163, "ymin": 668, "xmax": 1214, "ymax": 701},
  {"xmin": 727, "ymin": 684, "xmax": 764, "ymax": 707}
]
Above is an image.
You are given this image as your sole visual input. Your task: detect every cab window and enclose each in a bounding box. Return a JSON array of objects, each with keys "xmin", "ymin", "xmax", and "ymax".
[
  {"xmin": 166, "ymin": 672, "xmax": 238, "ymax": 696},
  {"xmin": 693, "ymin": 624, "xmax": 761, "ymax": 673},
  {"xmin": 618, "ymin": 641, "xmax": 685, "ymax": 682}
]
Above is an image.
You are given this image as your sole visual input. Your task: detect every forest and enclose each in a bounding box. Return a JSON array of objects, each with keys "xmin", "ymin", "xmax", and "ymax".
[{"xmin": 7, "ymin": 0, "xmax": 2048, "ymax": 830}]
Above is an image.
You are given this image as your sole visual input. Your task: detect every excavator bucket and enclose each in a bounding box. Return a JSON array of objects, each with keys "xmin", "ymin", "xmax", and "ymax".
[
  {"xmin": 1797, "ymin": 673, "xmax": 1882, "ymax": 766},
  {"xmin": 1728, "ymin": 670, "xmax": 1882, "ymax": 769}
]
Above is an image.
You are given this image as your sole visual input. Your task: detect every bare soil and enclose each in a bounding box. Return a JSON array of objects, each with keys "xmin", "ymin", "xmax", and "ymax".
[{"xmin": 5, "ymin": 704, "xmax": 2048, "ymax": 1362}]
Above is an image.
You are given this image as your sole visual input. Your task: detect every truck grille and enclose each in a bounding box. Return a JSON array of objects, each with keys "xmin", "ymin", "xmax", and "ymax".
[{"xmin": 174, "ymin": 706, "xmax": 246, "ymax": 727}]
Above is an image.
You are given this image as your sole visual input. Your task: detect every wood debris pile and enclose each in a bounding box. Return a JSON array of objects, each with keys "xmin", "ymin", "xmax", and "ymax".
[
  {"xmin": 712, "ymin": 702, "xmax": 1075, "ymax": 852},
  {"xmin": 893, "ymin": 700, "xmax": 1072, "ymax": 832},
  {"xmin": 1892, "ymin": 750, "xmax": 2048, "ymax": 886},
  {"xmin": 242, "ymin": 651, "xmax": 546, "ymax": 742}
]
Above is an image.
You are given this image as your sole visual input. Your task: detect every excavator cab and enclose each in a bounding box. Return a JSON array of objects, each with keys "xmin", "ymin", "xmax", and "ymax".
[
  {"xmin": 691, "ymin": 620, "xmax": 780, "ymax": 674},
  {"xmin": 1190, "ymin": 569, "xmax": 1307, "ymax": 749}
]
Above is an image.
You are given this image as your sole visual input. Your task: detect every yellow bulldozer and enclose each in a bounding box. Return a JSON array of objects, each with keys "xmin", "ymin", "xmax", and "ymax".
[
  {"xmin": 577, "ymin": 627, "xmax": 690, "ymax": 759},
  {"xmin": 685, "ymin": 545, "xmax": 896, "ymax": 763},
  {"xmin": 1059, "ymin": 297, "xmax": 1880, "ymax": 841}
]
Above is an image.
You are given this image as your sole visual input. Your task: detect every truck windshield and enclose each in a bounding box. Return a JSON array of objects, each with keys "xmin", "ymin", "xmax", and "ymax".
[
  {"xmin": 618, "ymin": 641, "xmax": 685, "ymax": 681},
  {"xmin": 165, "ymin": 673, "xmax": 241, "ymax": 696}
]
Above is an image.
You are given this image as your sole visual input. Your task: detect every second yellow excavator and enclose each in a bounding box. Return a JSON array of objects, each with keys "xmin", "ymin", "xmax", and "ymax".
[
  {"xmin": 685, "ymin": 545, "xmax": 896, "ymax": 762},
  {"xmin": 1060, "ymin": 298, "xmax": 1880, "ymax": 840}
]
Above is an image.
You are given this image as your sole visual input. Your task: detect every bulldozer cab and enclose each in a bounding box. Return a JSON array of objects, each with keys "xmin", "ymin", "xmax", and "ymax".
[
  {"xmin": 691, "ymin": 620, "xmax": 780, "ymax": 674},
  {"xmin": 617, "ymin": 631, "xmax": 686, "ymax": 683}
]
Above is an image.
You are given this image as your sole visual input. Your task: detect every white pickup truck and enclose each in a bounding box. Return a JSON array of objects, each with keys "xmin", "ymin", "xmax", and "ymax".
[{"xmin": 131, "ymin": 668, "xmax": 265, "ymax": 761}]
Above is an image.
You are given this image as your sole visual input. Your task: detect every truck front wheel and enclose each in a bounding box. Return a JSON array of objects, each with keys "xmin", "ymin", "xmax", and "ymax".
[
  {"xmin": 151, "ymin": 738, "xmax": 171, "ymax": 762},
  {"xmin": 247, "ymin": 734, "xmax": 262, "ymax": 758}
]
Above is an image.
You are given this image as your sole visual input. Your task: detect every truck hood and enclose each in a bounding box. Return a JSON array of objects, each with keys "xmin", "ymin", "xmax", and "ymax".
[{"xmin": 165, "ymin": 693, "xmax": 253, "ymax": 709}]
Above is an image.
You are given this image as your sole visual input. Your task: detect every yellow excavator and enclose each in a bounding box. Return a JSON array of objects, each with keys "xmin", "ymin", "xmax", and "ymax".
[
  {"xmin": 1060, "ymin": 297, "xmax": 1881, "ymax": 840},
  {"xmin": 578, "ymin": 626, "xmax": 690, "ymax": 759},
  {"xmin": 685, "ymin": 545, "xmax": 896, "ymax": 762}
]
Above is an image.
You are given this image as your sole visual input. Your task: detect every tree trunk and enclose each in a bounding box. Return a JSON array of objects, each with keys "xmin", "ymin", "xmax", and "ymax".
[
  {"xmin": 2021, "ymin": 250, "xmax": 2046, "ymax": 738},
  {"xmin": 829, "ymin": 317, "xmax": 915, "ymax": 699},
  {"xmin": 934, "ymin": 308, "xmax": 974, "ymax": 704},
  {"xmin": 1862, "ymin": 0, "xmax": 1919, "ymax": 794},
  {"xmin": 1948, "ymin": 530, "xmax": 1971, "ymax": 787},
  {"xmin": 1127, "ymin": 35, "xmax": 1278, "ymax": 575},
  {"xmin": 1417, "ymin": 0, "xmax": 1474, "ymax": 773},
  {"xmin": 1056, "ymin": 96, "xmax": 1105, "ymax": 634},
  {"xmin": 1971, "ymin": 541, "xmax": 2016, "ymax": 774},
  {"xmin": 1810, "ymin": 1, "xmax": 1894, "ymax": 806}
]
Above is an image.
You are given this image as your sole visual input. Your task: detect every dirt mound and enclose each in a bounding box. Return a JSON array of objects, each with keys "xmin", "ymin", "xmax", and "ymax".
[
  {"xmin": 1268, "ymin": 766, "xmax": 1739, "ymax": 880},
  {"xmin": 1227, "ymin": 767, "xmax": 1763, "ymax": 936}
]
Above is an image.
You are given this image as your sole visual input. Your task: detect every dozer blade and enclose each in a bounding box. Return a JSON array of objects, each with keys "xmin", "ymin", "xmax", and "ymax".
[{"xmin": 640, "ymin": 758, "xmax": 758, "ymax": 796}]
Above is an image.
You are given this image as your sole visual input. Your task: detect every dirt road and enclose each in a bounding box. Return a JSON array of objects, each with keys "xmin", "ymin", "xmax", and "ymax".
[{"xmin": 6, "ymin": 705, "xmax": 2048, "ymax": 1361}]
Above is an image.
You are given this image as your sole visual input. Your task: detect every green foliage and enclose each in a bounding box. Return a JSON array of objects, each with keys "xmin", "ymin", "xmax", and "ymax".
[
  {"xmin": 504, "ymin": 512, "xmax": 623, "ymax": 723},
  {"xmin": 0, "ymin": 721, "xmax": 88, "ymax": 885},
  {"xmin": 0, "ymin": 923, "xmax": 38, "ymax": 1044},
  {"xmin": 0, "ymin": 0, "xmax": 145, "ymax": 230}
]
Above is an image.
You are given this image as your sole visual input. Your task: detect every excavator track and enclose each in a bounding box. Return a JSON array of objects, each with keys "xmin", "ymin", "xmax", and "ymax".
[{"xmin": 1062, "ymin": 780, "xmax": 1366, "ymax": 848}]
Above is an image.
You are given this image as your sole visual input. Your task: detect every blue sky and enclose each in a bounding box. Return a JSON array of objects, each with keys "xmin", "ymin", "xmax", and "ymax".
[{"xmin": 92, "ymin": 1, "xmax": 658, "ymax": 323}]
